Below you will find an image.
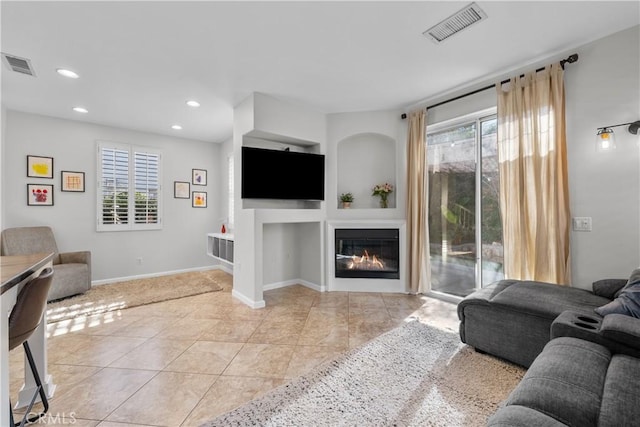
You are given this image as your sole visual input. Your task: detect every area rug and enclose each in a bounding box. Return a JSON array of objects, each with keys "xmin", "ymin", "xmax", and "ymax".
[
  {"xmin": 46, "ymin": 269, "xmax": 228, "ymax": 323},
  {"xmin": 201, "ymin": 321, "xmax": 525, "ymax": 427}
]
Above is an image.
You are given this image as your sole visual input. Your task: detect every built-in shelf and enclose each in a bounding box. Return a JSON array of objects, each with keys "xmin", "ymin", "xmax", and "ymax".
[
  {"xmin": 336, "ymin": 132, "xmax": 396, "ymax": 209},
  {"xmin": 207, "ymin": 233, "xmax": 234, "ymax": 264}
]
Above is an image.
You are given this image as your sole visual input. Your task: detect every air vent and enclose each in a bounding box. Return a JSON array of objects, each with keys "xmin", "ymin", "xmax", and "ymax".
[
  {"xmin": 423, "ymin": 2, "xmax": 487, "ymax": 43},
  {"xmin": 1, "ymin": 53, "xmax": 36, "ymax": 76}
]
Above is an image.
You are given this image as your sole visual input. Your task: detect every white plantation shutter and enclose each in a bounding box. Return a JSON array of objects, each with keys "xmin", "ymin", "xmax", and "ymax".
[
  {"xmin": 100, "ymin": 146, "xmax": 129, "ymax": 225},
  {"xmin": 134, "ymin": 151, "xmax": 160, "ymax": 225},
  {"xmin": 97, "ymin": 141, "xmax": 162, "ymax": 231}
]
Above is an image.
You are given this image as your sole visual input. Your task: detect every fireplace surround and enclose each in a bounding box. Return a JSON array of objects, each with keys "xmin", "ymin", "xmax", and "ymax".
[{"xmin": 327, "ymin": 220, "xmax": 406, "ymax": 293}]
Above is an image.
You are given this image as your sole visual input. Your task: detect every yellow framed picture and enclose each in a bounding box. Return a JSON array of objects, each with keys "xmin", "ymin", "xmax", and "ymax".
[
  {"xmin": 27, "ymin": 155, "xmax": 54, "ymax": 178},
  {"xmin": 192, "ymin": 191, "xmax": 207, "ymax": 208}
]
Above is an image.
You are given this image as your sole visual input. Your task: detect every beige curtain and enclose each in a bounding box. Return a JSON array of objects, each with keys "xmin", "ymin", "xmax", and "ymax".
[
  {"xmin": 496, "ymin": 63, "xmax": 571, "ymax": 285},
  {"xmin": 406, "ymin": 109, "xmax": 431, "ymax": 294}
]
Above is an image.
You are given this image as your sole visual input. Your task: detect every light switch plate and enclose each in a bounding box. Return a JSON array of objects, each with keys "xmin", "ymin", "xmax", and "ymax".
[{"xmin": 572, "ymin": 217, "xmax": 592, "ymax": 232}]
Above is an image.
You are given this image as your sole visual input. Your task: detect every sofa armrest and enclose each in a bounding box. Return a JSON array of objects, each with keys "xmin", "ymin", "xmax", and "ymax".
[
  {"xmin": 600, "ymin": 314, "xmax": 640, "ymax": 350},
  {"xmin": 59, "ymin": 250, "xmax": 90, "ymax": 265},
  {"xmin": 592, "ymin": 279, "xmax": 627, "ymax": 299}
]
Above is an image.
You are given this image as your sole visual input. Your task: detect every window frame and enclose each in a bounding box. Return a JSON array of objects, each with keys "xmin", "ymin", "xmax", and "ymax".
[
  {"xmin": 426, "ymin": 107, "xmax": 500, "ymax": 298},
  {"xmin": 96, "ymin": 140, "xmax": 163, "ymax": 232}
]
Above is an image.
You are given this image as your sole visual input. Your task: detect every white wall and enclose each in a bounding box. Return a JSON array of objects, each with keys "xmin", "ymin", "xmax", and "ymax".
[
  {"xmin": 327, "ymin": 110, "xmax": 406, "ymax": 220},
  {"xmin": 326, "ymin": 110, "xmax": 408, "ymax": 292},
  {"xmin": 253, "ymin": 92, "xmax": 326, "ymax": 145},
  {"xmin": 218, "ymin": 136, "xmax": 234, "ymax": 232},
  {"xmin": 3, "ymin": 111, "xmax": 222, "ymax": 282},
  {"xmin": 566, "ymin": 25, "xmax": 640, "ymax": 287},
  {"xmin": 337, "ymin": 134, "xmax": 397, "ymax": 209}
]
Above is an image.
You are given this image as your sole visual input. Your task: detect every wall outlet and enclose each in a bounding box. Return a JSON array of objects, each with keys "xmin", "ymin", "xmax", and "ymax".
[
  {"xmin": 572, "ymin": 217, "xmax": 592, "ymax": 232},
  {"xmin": 136, "ymin": 257, "xmax": 143, "ymax": 265}
]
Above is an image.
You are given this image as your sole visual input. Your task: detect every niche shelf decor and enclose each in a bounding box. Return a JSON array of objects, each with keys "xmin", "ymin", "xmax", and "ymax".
[{"xmin": 337, "ymin": 133, "xmax": 396, "ymax": 209}]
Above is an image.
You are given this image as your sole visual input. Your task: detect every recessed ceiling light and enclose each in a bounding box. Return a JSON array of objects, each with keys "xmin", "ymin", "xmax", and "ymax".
[
  {"xmin": 186, "ymin": 100, "xmax": 200, "ymax": 108},
  {"xmin": 72, "ymin": 107, "xmax": 88, "ymax": 113},
  {"xmin": 57, "ymin": 68, "xmax": 79, "ymax": 79},
  {"xmin": 171, "ymin": 124, "xmax": 183, "ymax": 130}
]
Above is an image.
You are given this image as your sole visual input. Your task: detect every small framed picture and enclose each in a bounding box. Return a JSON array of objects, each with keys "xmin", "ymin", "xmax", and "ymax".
[
  {"xmin": 27, "ymin": 184, "xmax": 54, "ymax": 206},
  {"xmin": 27, "ymin": 155, "xmax": 54, "ymax": 179},
  {"xmin": 174, "ymin": 181, "xmax": 190, "ymax": 199},
  {"xmin": 61, "ymin": 171, "xmax": 85, "ymax": 192},
  {"xmin": 192, "ymin": 168, "xmax": 207, "ymax": 186},
  {"xmin": 192, "ymin": 191, "xmax": 207, "ymax": 208}
]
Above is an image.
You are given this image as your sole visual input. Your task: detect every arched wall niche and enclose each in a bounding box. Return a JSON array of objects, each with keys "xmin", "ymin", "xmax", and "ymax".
[{"xmin": 337, "ymin": 132, "xmax": 397, "ymax": 209}]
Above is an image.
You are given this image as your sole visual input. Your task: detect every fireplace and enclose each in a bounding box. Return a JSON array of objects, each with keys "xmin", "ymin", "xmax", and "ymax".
[{"xmin": 335, "ymin": 228, "xmax": 400, "ymax": 279}]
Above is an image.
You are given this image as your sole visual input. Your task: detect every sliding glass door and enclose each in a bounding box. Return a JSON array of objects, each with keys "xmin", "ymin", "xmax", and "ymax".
[{"xmin": 427, "ymin": 113, "xmax": 503, "ymax": 298}]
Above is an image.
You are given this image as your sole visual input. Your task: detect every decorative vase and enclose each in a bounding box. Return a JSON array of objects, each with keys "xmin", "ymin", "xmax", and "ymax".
[
  {"xmin": 379, "ymin": 194, "xmax": 388, "ymax": 208},
  {"xmin": 221, "ymin": 224, "xmax": 226, "ymax": 233}
]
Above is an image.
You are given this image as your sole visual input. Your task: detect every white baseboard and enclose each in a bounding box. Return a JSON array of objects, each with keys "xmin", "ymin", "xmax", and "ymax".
[
  {"xmin": 232, "ymin": 289, "xmax": 266, "ymax": 308},
  {"xmin": 263, "ymin": 278, "xmax": 325, "ymax": 292},
  {"xmin": 91, "ymin": 265, "xmax": 224, "ymax": 286}
]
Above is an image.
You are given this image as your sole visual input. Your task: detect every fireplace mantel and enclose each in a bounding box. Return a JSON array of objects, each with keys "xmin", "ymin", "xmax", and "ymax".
[{"xmin": 327, "ymin": 220, "xmax": 407, "ymax": 293}]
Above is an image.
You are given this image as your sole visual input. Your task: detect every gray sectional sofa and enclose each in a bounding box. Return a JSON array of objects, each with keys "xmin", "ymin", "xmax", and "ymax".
[
  {"xmin": 488, "ymin": 336, "xmax": 640, "ymax": 427},
  {"xmin": 458, "ymin": 279, "xmax": 611, "ymax": 367},
  {"xmin": 459, "ymin": 268, "xmax": 640, "ymax": 426}
]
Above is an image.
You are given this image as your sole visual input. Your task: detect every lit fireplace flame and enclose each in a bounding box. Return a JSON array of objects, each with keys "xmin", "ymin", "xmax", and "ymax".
[{"xmin": 347, "ymin": 250, "xmax": 385, "ymax": 270}]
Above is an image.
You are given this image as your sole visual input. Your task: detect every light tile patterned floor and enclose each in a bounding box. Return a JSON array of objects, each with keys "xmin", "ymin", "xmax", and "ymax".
[{"xmin": 9, "ymin": 276, "xmax": 459, "ymax": 427}]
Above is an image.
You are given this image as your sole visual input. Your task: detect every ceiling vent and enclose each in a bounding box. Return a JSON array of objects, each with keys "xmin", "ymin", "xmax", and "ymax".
[
  {"xmin": 423, "ymin": 2, "xmax": 487, "ymax": 43},
  {"xmin": 1, "ymin": 53, "xmax": 36, "ymax": 76}
]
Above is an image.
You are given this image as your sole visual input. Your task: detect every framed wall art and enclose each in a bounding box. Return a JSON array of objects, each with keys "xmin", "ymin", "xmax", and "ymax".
[
  {"xmin": 61, "ymin": 171, "xmax": 85, "ymax": 192},
  {"xmin": 192, "ymin": 168, "xmax": 207, "ymax": 186},
  {"xmin": 174, "ymin": 181, "xmax": 190, "ymax": 199},
  {"xmin": 27, "ymin": 155, "xmax": 54, "ymax": 178},
  {"xmin": 27, "ymin": 184, "xmax": 54, "ymax": 206},
  {"xmin": 192, "ymin": 191, "xmax": 207, "ymax": 208}
]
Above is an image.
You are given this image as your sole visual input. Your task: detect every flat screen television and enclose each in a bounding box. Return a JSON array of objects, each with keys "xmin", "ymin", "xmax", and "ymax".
[{"xmin": 241, "ymin": 146, "xmax": 325, "ymax": 200}]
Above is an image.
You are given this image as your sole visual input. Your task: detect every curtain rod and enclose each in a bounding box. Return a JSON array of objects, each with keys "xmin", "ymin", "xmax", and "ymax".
[{"xmin": 400, "ymin": 53, "xmax": 579, "ymax": 120}]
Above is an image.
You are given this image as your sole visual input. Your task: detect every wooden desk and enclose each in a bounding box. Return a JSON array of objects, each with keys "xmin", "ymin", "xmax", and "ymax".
[{"xmin": 1, "ymin": 253, "xmax": 56, "ymax": 426}]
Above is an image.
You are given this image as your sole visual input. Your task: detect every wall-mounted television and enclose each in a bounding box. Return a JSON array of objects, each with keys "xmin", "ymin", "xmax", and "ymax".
[{"xmin": 241, "ymin": 146, "xmax": 325, "ymax": 200}]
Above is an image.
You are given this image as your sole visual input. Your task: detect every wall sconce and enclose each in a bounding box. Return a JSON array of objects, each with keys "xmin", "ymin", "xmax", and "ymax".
[{"xmin": 596, "ymin": 121, "xmax": 640, "ymax": 152}]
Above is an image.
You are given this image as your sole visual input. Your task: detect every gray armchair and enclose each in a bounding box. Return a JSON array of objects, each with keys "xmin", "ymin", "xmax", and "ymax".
[{"xmin": 1, "ymin": 226, "xmax": 91, "ymax": 301}]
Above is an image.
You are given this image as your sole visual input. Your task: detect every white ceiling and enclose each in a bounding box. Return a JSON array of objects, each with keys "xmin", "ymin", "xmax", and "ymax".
[{"xmin": 2, "ymin": 1, "xmax": 639, "ymax": 143}]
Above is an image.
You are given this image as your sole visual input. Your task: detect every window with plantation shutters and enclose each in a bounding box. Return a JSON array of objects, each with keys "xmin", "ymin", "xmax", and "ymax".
[{"xmin": 97, "ymin": 141, "xmax": 162, "ymax": 231}]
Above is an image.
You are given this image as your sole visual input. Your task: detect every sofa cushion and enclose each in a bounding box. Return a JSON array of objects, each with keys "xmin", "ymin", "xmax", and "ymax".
[
  {"xmin": 592, "ymin": 279, "xmax": 627, "ymax": 299},
  {"xmin": 598, "ymin": 354, "xmax": 640, "ymax": 427},
  {"xmin": 501, "ymin": 337, "xmax": 610, "ymax": 427},
  {"xmin": 599, "ymin": 314, "xmax": 640, "ymax": 350},
  {"xmin": 487, "ymin": 405, "xmax": 567, "ymax": 427},
  {"xmin": 490, "ymin": 281, "xmax": 610, "ymax": 318}
]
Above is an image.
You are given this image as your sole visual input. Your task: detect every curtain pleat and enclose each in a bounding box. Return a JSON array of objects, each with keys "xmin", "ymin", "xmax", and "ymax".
[
  {"xmin": 406, "ymin": 110, "xmax": 431, "ymax": 294},
  {"xmin": 496, "ymin": 63, "xmax": 571, "ymax": 285}
]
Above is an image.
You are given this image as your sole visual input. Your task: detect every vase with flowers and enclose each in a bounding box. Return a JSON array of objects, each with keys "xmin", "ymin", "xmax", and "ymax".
[{"xmin": 372, "ymin": 183, "xmax": 393, "ymax": 208}]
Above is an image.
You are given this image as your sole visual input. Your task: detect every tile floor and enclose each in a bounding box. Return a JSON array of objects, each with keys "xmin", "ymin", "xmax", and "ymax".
[{"xmin": 9, "ymin": 276, "xmax": 459, "ymax": 427}]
